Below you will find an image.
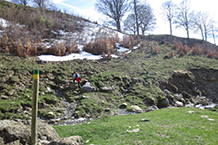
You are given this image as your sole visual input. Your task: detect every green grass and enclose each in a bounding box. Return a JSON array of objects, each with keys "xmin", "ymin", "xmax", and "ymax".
[{"xmin": 53, "ymin": 107, "xmax": 218, "ymax": 145}]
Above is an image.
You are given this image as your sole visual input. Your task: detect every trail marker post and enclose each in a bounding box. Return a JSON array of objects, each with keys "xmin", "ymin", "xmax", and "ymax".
[{"xmin": 31, "ymin": 70, "xmax": 39, "ymax": 145}]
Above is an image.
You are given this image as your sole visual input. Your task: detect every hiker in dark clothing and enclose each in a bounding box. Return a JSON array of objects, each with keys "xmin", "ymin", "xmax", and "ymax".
[{"xmin": 73, "ymin": 71, "xmax": 81, "ymax": 88}]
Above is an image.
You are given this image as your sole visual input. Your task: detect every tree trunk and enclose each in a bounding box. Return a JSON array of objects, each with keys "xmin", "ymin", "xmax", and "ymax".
[
  {"xmin": 116, "ymin": 20, "xmax": 121, "ymax": 32},
  {"xmin": 200, "ymin": 27, "xmax": 204, "ymax": 40},
  {"xmin": 169, "ymin": 20, "xmax": 172, "ymax": 36},
  {"xmin": 134, "ymin": 0, "xmax": 139, "ymax": 36}
]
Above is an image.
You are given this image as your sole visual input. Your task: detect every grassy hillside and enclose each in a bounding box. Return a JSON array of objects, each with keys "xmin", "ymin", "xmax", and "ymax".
[
  {"xmin": 0, "ymin": 35, "xmax": 218, "ymax": 120},
  {"xmin": 53, "ymin": 107, "xmax": 218, "ymax": 144}
]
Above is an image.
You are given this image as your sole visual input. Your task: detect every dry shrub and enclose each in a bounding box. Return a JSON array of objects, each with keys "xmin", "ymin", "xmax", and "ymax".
[
  {"xmin": 164, "ymin": 43, "xmax": 168, "ymax": 47},
  {"xmin": 191, "ymin": 45, "xmax": 203, "ymax": 55},
  {"xmin": 83, "ymin": 37, "xmax": 115, "ymax": 55},
  {"xmin": 60, "ymin": 42, "xmax": 66, "ymax": 56},
  {"xmin": 170, "ymin": 50, "xmax": 175, "ymax": 57},
  {"xmin": 25, "ymin": 37, "xmax": 32, "ymax": 55},
  {"xmin": 101, "ymin": 52, "xmax": 106, "ymax": 58},
  {"xmin": 5, "ymin": 46, "xmax": 9, "ymax": 53},
  {"xmin": 42, "ymin": 45, "xmax": 47, "ymax": 54},
  {"xmin": 206, "ymin": 49, "xmax": 215, "ymax": 58},
  {"xmin": 16, "ymin": 39, "xmax": 24, "ymax": 56},
  {"xmin": 122, "ymin": 35, "xmax": 135, "ymax": 48},
  {"xmin": 153, "ymin": 46, "xmax": 160, "ymax": 54},
  {"xmin": 0, "ymin": 33, "xmax": 8, "ymax": 49},
  {"xmin": 172, "ymin": 41, "xmax": 179, "ymax": 50},
  {"xmin": 107, "ymin": 51, "xmax": 112, "ymax": 60},
  {"xmin": 179, "ymin": 45, "xmax": 189, "ymax": 56},
  {"xmin": 83, "ymin": 42, "xmax": 93, "ymax": 53},
  {"xmin": 67, "ymin": 42, "xmax": 80, "ymax": 54},
  {"xmin": 146, "ymin": 41, "xmax": 150, "ymax": 45},
  {"xmin": 180, "ymin": 50, "xmax": 186, "ymax": 56},
  {"xmin": 30, "ymin": 43, "xmax": 38, "ymax": 56},
  {"xmin": 140, "ymin": 42, "xmax": 145, "ymax": 48},
  {"xmin": 124, "ymin": 53, "xmax": 128, "ymax": 58}
]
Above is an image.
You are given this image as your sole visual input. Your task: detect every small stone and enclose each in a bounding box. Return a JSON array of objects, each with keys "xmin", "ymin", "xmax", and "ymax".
[
  {"xmin": 210, "ymin": 77, "xmax": 217, "ymax": 82},
  {"xmin": 119, "ymin": 103, "xmax": 127, "ymax": 109},
  {"xmin": 187, "ymin": 111, "xmax": 195, "ymax": 114},
  {"xmin": 48, "ymin": 112, "xmax": 54, "ymax": 115},
  {"xmin": 208, "ymin": 118, "xmax": 215, "ymax": 121},
  {"xmin": 0, "ymin": 95, "xmax": 8, "ymax": 99},
  {"xmin": 125, "ymin": 128, "xmax": 140, "ymax": 133},
  {"xmin": 201, "ymin": 115, "xmax": 208, "ymax": 118},
  {"xmin": 105, "ymin": 108, "xmax": 110, "ymax": 112},
  {"xmin": 142, "ymin": 118, "xmax": 150, "ymax": 122}
]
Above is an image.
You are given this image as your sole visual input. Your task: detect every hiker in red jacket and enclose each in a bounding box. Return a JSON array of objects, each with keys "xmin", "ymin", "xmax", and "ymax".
[{"xmin": 73, "ymin": 71, "xmax": 82, "ymax": 88}]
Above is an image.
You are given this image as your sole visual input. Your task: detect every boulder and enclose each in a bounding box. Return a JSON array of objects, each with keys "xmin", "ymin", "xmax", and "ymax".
[
  {"xmin": 0, "ymin": 120, "xmax": 83, "ymax": 145},
  {"xmin": 119, "ymin": 103, "xmax": 127, "ymax": 109},
  {"xmin": 157, "ymin": 97, "xmax": 169, "ymax": 108},
  {"xmin": 175, "ymin": 101, "xmax": 183, "ymax": 107},
  {"xmin": 0, "ymin": 95, "xmax": 9, "ymax": 99},
  {"xmin": 80, "ymin": 82, "xmax": 96, "ymax": 93},
  {"xmin": 100, "ymin": 86, "xmax": 115, "ymax": 92},
  {"xmin": 129, "ymin": 105, "xmax": 143, "ymax": 113},
  {"xmin": 146, "ymin": 105, "xmax": 159, "ymax": 112}
]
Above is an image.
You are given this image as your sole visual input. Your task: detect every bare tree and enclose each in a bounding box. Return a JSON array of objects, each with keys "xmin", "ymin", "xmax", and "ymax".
[
  {"xmin": 133, "ymin": 0, "xmax": 140, "ymax": 36},
  {"xmin": 201, "ymin": 13, "xmax": 213, "ymax": 41},
  {"xmin": 137, "ymin": 4, "xmax": 156, "ymax": 36},
  {"xmin": 95, "ymin": 0, "xmax": 129, "ymax": 32},
  {"xmin": 11, "ymin": 0, "xmax": 30, "ymax": 5},
  {"xmin": 208, "ymin": 21, "xmax": 218, "ymax": 45},
  {"xmin": 123, "ymin": 14, "xmax": 137, "ymax": 35},
  {"xmin": 161, "ymin": 0, "xmax": 176, "ymax": 36},
  {"xmin": 191, "ymin": 11, "xmax": 204, "ymax": 40},
  {"xmin": 32, "ymin": 0, "xmax": 55, "ymax": 10},
  {"xmin": 174, "ymin": 0, "xmax": 194, "ymax": 39}
]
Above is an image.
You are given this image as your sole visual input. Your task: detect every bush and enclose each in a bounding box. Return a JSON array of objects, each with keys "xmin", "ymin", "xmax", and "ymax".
[
  {"xmin": 170, "ymin": 50, "xmax": 175, "ymax": 57},
  {"xmin": 83, "ymin": 37, "xmax": 116, "ymax": 55},
  {"xmin": 172, "ymin": 41, "xmax": 179, "ymax": 50}
]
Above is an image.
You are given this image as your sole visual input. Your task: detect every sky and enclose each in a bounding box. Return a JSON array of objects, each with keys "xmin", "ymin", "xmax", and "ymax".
[{"xmin": 50, "ymin": 0, "xmax": 218, "ymax": 44}]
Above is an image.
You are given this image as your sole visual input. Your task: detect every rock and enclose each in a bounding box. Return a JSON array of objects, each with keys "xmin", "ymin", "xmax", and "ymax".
[
  {"xmin": 80, "ymin": 82, "xmax": 96, "ymax": 93},
  {"xmin": 48, "ymin": 136, "xmax": 84, "ymax": 145},
  {"xmin": 209, "ymin": 77, "xmax": 217, "ymax": 82},
  {"xmin": 48, "ymin": 112, "xmax": 54, "ymax": 115},
  {"xmin": 131, "ymin": 77, "xmax": 139, "ymax": 84},
  {"xmin": 100, "ymin": 86, "xmax": 115, "ymax": 92},
  {"xmin": 181, "ymin": 91, "xmax": 192, "ymax": 99},
  {"xmin": 174, "ymin": 93, "xmax": 183, "ymax": 101},
  {"xmin": 195, "ymin": 104, "xmax": 205, "ymax": 109},
  {"xmin": 157, "ymin": 97, "xmax": 169, "ymax": 108},
  {"xmin": 175, "ymin": 101, "xmax": 183, "ymax": 107},
  {"xmin": 0, "ymin": 95, "xmax": 9, "ymax": 99},
  {"xmin": 146, "ymin": 105, "xmax": 159, "ymax": 112},
  {"xmin": 187, "ymin": 111, "xmax": 195, "ymax": 114},
  {"xmin": 0, "ymin": 120, "xmax": 83, "ymax": 145},
  {"xmin": 208, "ymin": 118, "xmax": 215, "ymax": 121},
  {"xmin": 119, "ymin": 103, "xmax": 127, "ymax": 109},
  {"xmin": 185, "ymin": 103, "xmax": 195, "ymax": 108},
  {"xmin": 142, "ymin": 118, "xmax": 150, "ymax": 122},
  {"xmin": 204, "ymin": 103, "xmax": 217, "ymax": 109},
  {"xmin": 201, "ymin": 115, "xmax": 208, "ymax": 118},
  {"xmin": 129, "ymin": 105, "xmax": 143, "ymax": 113},
  {"xmin": 105, "ymin": 108, "xmax": 110, "ymax": 112},
  {"xmin": 125, "ymin": 128, "xmax": 140, "ymax": 133}
]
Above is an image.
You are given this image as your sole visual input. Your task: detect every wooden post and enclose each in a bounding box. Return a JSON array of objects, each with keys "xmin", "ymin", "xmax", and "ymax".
[{"xmin": 31, "ymin": 70, "xmax": 39, "ymax": 145}]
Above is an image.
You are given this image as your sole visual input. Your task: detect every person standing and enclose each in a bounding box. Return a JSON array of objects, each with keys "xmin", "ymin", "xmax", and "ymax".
[{"xmin": 73, "ymin": 71, "xmax": 82, "ymax": 88}]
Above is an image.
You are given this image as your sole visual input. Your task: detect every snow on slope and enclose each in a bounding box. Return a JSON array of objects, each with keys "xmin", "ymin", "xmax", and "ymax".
[
  {"xmin": 37, "ymin": 21, "xmax": 131, "ymax": 62},
  {"xmin": 0, "ymin": 17, "xmax": 132, "ymax": 62}
]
